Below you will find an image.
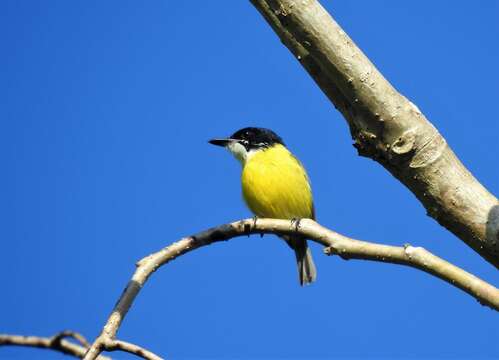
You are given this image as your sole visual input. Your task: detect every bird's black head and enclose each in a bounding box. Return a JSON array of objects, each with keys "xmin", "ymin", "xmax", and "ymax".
[
  {"xmin": 216, "ymin": 127, "xmax": 284, "ymax": 151},
  {"xmin": 230, "ymin": 127, "xmax": 284, "ymax": 150},
  {"xmin": 209, "ymin": 127, "xmax": 285, "ymax": 163}
]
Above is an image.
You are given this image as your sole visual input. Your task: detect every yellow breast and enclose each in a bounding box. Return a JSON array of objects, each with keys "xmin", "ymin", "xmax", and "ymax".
[{"xmin": 241, "ymin": 144, "xmax": 314, "ymax": 220}]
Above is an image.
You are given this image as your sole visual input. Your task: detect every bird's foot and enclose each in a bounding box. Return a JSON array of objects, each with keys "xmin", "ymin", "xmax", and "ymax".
[
  {"xmin": 245, "ymin": 216, "xmax": 259, "ymax": 237},
  {"xmin": 290, "ymin": 218, "xmax": 302, "ymax": 232},
  {"xmin": 251, "ymin": 216, "xmax": 265, "ymax": 237},
  {"xmin": 252, "ymin": 215, "xmax": 258, "ymax": 228}
]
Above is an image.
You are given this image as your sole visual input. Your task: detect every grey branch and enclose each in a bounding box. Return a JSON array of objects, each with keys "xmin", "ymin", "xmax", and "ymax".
[
  {"xmin": 82, "ymin": 338, "xmax": 162, "ymax": 360},
  {"xmin": 0, "ymin": 331, "xmax": 109, "ymax": 359},
  {"xmin": 103, "ymin": 339, "xmax": 162, "ymax": 360},
  {"xmin": 250, "ymin": 0, "xmax": 499, "ymax": 266},
  {"xmin": 0, "ymin": 331, "xmax": 160, "ymax": 360},
  {"xmin": 83, "ymin": 218, "xmax": 499, "ymax": 360}
]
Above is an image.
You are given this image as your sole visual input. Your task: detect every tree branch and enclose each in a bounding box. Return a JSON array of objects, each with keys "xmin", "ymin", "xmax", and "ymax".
[
  {"xmin": 103, "ymin": 339, "xmax": 162, "ymax": 360},
  {"xmin": 0, "ymin": 331, "xmax": 109, "ymax": 359},
  {"xmin": 250, "ymin": 0, "xmax": 499, "ymax": 267},
  {"xmin": 53, "ymin": 330, "xmax": 91, "ymax": 348},
  {"xmin": 0, "ymin": 331, "xmax": 160, "ymax": 360},
  {"xmin": 83, "ymin": 218, "xmax": 499, "ymax": 360}
]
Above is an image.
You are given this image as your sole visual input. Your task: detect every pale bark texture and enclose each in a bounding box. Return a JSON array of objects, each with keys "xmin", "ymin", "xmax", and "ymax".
[
  {"xmin": 0, "ymin": 331, "xmax": 161, "ymax": 360},
  {"xmin": 0, "ymin": 332, "xmax": 110, "ymax": 359},
  {"xmin": 250, "ymin": 0, "xmax": 499, "ymax": 267}
]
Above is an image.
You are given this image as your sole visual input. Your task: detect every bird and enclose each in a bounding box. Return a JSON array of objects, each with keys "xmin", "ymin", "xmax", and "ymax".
[{"xmin": 209, "ymin": 127, "xmax": 317, "ymax": 285}]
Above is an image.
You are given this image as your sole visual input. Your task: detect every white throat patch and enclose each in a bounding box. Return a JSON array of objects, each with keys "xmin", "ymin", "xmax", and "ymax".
[{"xmin": 226, "ymin": 141, "xmax": 256, "ymax": 164}]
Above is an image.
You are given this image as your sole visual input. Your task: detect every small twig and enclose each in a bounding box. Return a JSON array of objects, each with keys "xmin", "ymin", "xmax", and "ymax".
[
  {"xmin": 83, "ymin": 218, "xmax": 499, "ymax": 360},
  {"xmin": 52, "ymin": 330, "xmax": 91, "ymax": 348},
  {"xmin": 0, "ymin": 331, "xmax": 161, "ymax": 360},
  {"xmin": 0, "ymin": 331, "xmax": 110, "ymax": 359},
  {"xmin": 105, "ymin": 339, "xmax": 162, "ymax": 360}
]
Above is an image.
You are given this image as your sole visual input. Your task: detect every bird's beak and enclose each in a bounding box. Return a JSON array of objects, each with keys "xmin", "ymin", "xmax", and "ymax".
[{"xmin": 209, "ymin": 138, "xmax": 232, "ymax": 147}]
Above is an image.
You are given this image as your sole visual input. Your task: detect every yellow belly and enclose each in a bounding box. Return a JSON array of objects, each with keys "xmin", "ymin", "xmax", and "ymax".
[{"xmin": 241, "ymin": 144, "xmax": 314, "ymax": 220}]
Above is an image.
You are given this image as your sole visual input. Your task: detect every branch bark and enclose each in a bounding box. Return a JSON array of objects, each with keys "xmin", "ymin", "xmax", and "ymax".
[
  {"xmin": 102, "ymin": 339, "xmax": 162, "ymax": 360},
  {"xmin": 0, "ymin": 331, "xmax": 160, "ymax": 360},
  {"xmin": 0, "ymin": 331, "xmax": 109, "ymax": 359},
  {"xmin": 250, "ymin": 0, "xmax": 499, "ymax": 267},
  {"xmin": 83, "ymin": 218, "xmax": 499, "ymax": 360}
]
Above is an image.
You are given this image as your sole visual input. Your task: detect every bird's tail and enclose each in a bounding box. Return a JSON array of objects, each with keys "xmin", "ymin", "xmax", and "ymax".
[{"xmin": 283, "ymin": 235, "xmax": 317, "ymax": 286}]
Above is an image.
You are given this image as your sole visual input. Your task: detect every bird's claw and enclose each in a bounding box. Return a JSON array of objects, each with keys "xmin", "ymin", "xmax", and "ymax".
[
  {"xmin": 290, "ymin": 218, "xmax": 302, "ymax": 232},
  {"xmin": 244, "ymin": 216, "xmax": 259, "ymax": 238},
  {"xmin": 251, "ymin": 216, "xmax": 264, "ymax": 238},
  {"xmin": 252, "ymin": 215, "xmax": 258, "ymax": 228}
]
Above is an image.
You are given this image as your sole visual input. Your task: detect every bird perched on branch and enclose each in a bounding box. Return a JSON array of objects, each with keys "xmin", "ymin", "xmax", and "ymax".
[{"xmin": 209, "ymin": 127, "xmax": 317, "ymax": 285}]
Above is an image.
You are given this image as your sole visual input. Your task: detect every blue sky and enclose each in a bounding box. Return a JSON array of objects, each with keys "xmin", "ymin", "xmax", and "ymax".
[{"xmin": 1, "ymin": 1, "xmax": 498, "ymax": 359}]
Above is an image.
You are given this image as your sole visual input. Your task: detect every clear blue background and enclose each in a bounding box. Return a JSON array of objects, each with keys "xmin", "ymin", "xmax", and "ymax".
[{"xmin": 1, "ymin": 1, "xmax": 498, "ymax": 359}]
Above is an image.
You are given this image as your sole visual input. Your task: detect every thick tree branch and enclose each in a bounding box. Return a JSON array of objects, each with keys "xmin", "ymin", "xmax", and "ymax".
[
  {"xmin": 83, "ymin": 218, "xmax": 499, "ymax": 360},
  {"xmin": 0, "ymin": 331, "xmax": 109, "ymax": 359},
  {"xmin": 250, "ymin": 0, "xmax": 499, "ymax": 266}
]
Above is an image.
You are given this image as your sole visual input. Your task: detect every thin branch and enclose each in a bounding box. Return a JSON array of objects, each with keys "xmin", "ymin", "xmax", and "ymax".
[
  {"xmin": 83, "ymin": 218, "xmax": 499, "ymax": 360},
  {"xmin": 0, "ymin": 331, "xmax": 160, "ymax": 360},
  {"xmin": 52, "ymin": 330, "xmax": 91, "ymax": 348},
  {"xmin": 104, "ymin": 339, "xmax": 162, "ymax": 360},
  {"xmin": 250, "ymin": 0, "xmax": 499, "ymax": 266},
  {"xmin": 0, "ymin": 331, "xmax": 109, "ymax": 359}
]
